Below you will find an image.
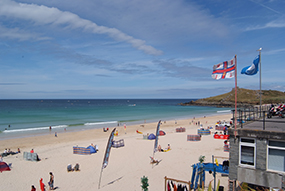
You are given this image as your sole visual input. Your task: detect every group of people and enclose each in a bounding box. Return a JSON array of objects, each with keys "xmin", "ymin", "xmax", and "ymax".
[
  {"xmin": 157, "ymin": 144, "xmax": 171, "ymax": 152},
  {"xmin": 31, "ymin": 172, "xmax": 54, "ymax": 191},
  {"xmin": 1, "ymin": 148, "xmax": 20, "ymax": 157}
]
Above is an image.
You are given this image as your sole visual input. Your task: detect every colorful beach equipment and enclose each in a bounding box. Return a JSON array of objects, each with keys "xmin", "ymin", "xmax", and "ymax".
[
  {"xmin": 215, "ymin": 125, "xmax": 224, "ymax": 131},
  {"xmin": 112, "ymin": 139, "xmax": 125, "ymax": 148},
  {"xmin": 213, "ymin": 134, "xmax": 229, "ymax": 139},
  {"xmin": 159, "ymin": 130, "xmax": 166, "ymax": 136},
  {"xmin": 23, "ymin": 152, "xmax": 40, "ymax": 161},
  {"xmin": 187, "ymin": 134, "xmax": 201, "ymax": 141},
  {"xmin": 148, "ymin": 133, "xmax": 156, "ymax": 140},
  {"xmin": 197, "ymin": 129, "xmax": 211, "ymax": 135},
  {"xmin": 73, "ymin": 147, "xmax": 91, "ymax": 155},
  {"xmin": 224, "ymin": 144, "xmax": 229, "ymax": 152},
  {"xmin": 0, "ymin": 162, "xmax": 11, "ymax": 172},
  {"xmin": 176, "ymin": 127, "xmax": 185, "ymax": 132}
]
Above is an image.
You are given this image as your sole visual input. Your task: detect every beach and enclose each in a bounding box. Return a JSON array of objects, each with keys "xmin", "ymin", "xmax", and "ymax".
[{"xmin": 0, "ymin": 113, "xmax": 231, "ymax": 191}]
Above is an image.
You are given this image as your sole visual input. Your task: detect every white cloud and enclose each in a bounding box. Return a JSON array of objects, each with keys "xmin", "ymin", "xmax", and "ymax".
[
  {"xmin": 0, "ymin": 0, "xmax": 163, "ymax": 55},
  {"xmin": 0, "ymin": 25, "xmax": 50, "ymax": 41}
]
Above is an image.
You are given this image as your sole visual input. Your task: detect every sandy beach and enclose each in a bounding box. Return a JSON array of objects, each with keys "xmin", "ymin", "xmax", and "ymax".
[{"xmin": 0, "ymin": 113, "xmax": 231, "ymax": 191}]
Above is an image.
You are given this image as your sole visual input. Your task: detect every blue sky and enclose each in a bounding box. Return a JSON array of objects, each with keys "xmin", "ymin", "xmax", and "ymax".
[{"xmin": 1, "ymin": 0, "xmax": 285, "ymax": 99}]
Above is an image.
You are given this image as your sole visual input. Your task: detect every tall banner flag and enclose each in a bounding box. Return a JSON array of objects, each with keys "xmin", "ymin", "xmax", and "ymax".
[
  {"xmin": 212, "ymin": 58, "xmax": 235, "ymax": 80},
  {"xmin": 102, "ymin": 128, "xmax": 116, "ymax": 169},
  {"xmin": 98, "ymin": 128, "xmax": 116, "ymax": 189},
  {"xmin": 241, "ymin": 55, "xmax": 260, "ymax": 75},
  {"xmin": 153, "ymin": 120, "xmax": 161, "ymax": 155}
]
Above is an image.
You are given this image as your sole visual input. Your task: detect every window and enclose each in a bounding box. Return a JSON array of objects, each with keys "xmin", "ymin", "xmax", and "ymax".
[
  {"xmin": 268, "ymin": 140, "xmax": 285, "ymax": 172},
  {"xmin": 240, "ymin": 138, "xmax": 256, "ymax": 167}
]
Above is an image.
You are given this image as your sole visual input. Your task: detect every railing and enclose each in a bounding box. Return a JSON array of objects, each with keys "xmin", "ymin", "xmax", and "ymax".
[{"xmin": 231, "ymin": 105, "xmax": 285, "ymax": 130}]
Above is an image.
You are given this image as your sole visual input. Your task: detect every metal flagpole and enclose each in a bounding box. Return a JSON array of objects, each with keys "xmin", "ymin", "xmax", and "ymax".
[
  {"xmin": 234, "ymin": 55, "xmax": 237, "ymax": 138},
  {"xmin": 258, "ymin": 48, "xmax": 262, "ymax": 116}
]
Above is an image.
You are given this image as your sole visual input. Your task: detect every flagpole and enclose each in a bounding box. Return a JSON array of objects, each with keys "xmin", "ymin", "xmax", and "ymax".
[
  {"xmin": 234, "ymin": 55, "xmax": 237, "ymax": 138},
  {"xmin": 98, "ymin": 167, "xmax": 103, "ymax": 189},
  {"xmin": 258, "ymin": 48, "xmax": 262, "ymax": 116}
]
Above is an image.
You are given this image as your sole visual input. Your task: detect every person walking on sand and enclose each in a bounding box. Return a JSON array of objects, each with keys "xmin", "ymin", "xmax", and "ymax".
[
  {"xmin": 31, "ymin": 185, "xmax": 36, "ymax": 191},
  {"xmin": 124, "ymin": 124, "xmax": 126, "ymax": 134},
  {"xmin": 39, "ymin": 178, "xmax": 45, "ymax": 191},
  {"xmin": 48, "ymin": 172, "xmax": 54, "ymax": 190}
]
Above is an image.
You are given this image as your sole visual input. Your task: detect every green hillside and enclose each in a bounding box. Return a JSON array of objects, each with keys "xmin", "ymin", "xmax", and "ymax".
[{"xmin": 182, "ymin": 88, "xmax": 285, "ymax": 107}]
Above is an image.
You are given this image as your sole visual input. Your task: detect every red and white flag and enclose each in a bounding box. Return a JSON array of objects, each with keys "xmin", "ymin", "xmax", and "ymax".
[{"xmin": 212, "ymin": 58, "xmax": 235, "ymax": 80}]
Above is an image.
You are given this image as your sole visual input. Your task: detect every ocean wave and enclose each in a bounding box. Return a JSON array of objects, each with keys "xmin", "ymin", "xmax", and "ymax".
[
  {"xmin": 84, "ymin": 121, "xmax": 117, "ymax": 126},
  {"xmin": 217, "ymin": 110, "xmax": 231, "ymax": 113},
  {"xmin": 3, "ymin": 125, "xmax": 68, "ymax": 133}
]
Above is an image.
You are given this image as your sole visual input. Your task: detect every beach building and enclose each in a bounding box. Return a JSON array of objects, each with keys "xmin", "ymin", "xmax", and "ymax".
[{"xmin": 228, "ymin": 113, "xmax": 285, "ymax": 190}]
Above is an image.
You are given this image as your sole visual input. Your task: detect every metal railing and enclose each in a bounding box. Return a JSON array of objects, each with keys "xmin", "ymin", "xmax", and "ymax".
[{"xmin": 231, "ymin": 105, "xmax": 285, "ymax": 130}]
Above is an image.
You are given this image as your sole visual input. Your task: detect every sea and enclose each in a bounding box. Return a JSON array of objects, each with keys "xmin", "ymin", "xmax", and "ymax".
[{"xmin": 0, "ymin": 99, "xmax": 232, "ymax": 140}]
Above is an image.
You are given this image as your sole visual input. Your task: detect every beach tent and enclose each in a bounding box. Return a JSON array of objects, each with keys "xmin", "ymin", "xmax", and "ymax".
[
  {"xmin": 87, "ymin": 145, "xmax": 97, "ymax": 153},
  {"xmin": 159, "ymin": 130, "xmax": 166, "ymax": 136},
  {"xmin": 148, "ymin": 133, "xmax": 156, "ymax": 140},
  {"xmin": 0, "ymin": 162, "xmax": 11, "ymax": 172}
]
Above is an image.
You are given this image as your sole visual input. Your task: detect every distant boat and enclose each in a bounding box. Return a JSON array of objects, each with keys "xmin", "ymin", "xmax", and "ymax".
[{"xmin": 128, "ymin": 104, "xmax": 136, "ymax": 106}]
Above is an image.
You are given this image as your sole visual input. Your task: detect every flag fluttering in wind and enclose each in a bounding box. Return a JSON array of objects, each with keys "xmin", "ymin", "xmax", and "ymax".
[
  {"xmin": 102, "ymin": 128, "xmax": 116, "ymax": 169},
  {"xmin": 153, "ymin": 120, "xmax": 161, "ymax": 155},
  {"xmin": 241, "ymin": 55, "xmax": 260, "ymax": 75},
  {"xmin": 98, "ymin": 128, "xmax": 116, "ymax": 189},
  {"xmin": 212, "ymin": 58, "xmax": 235, "ymax": 80}
]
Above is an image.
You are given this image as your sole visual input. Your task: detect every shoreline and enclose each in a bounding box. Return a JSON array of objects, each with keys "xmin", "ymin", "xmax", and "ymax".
[
  {"xmin": 0, "ymin": 113, "xmax": 232, "ymax": 190},
  {"xmin": 0, "ymin": 109, "xmax": 232, "ymax": 141}
]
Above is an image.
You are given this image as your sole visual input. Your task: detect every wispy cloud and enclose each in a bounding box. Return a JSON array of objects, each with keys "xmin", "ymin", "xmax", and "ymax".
[
  {"xmin": 0, "ymin": 0, "xmax": 163, "ymax": 55},
  {"xmin": 0, "ymin": 25, "xmax": 50, "ymax": 41},
  {"xmin": 249, "ymin": 0, "xmax": 281, "ymax": 15},
  {"xmin": 245, "ymin": 16, "xmax": 285, "ymax": 31},
  {"xmin": 264, "ymin": 48, "xmax": 285, "ymax": 55}
]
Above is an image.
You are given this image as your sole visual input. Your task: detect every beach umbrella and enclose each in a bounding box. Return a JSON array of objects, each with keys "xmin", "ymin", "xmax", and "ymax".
[
  {"xmin": 148, "ymin": 133, "xmax": 156, "ymax": 140},
  {"xmin": 0, "ymin": 162, "xmax": 11, "ymax": 172},
  {"xmin": 159, "ymin": 130, "xmax": 165, "ymax": 136}
]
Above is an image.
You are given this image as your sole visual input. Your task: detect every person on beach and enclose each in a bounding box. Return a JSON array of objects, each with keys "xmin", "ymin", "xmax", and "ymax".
[
  {"xmin": 48, "ymin": 172, "xmax": 54, "ymax": 190},
  {"xmin": 223, "ymin": 126, "xmax": 228, "ymax": 135},
  {"xmin": 158, "ymin": 145, "xmax": 163, "ymax": 152},
  {"xmin": 31, "ymin": 185, "xmax": 36, "ymax": 191},
  {"xmin": 30, "ymin": 149, "xmax": 34, "ymax": 153},
  {"xmin": 39, "ymin": 178, "xmax": 45, "ymax": 191},
  {"xmin": 167, "ymin": 144, "xmax": 171, "ymax": 150}
]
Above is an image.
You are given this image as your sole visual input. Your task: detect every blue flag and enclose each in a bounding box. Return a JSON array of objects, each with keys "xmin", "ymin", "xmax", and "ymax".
[
  {"xmin": 241, "ymin": 55, "xmax": 260, "ymax": 75},
  {"xmin": 102, "ymin": 128, "xmax": 116, "ymax": 169}
]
